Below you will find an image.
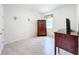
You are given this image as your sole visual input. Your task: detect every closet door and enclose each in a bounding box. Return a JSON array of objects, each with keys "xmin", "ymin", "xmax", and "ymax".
[{"xmin": 37, "ymin": 20, "xmax": 47, "ymax": 36}]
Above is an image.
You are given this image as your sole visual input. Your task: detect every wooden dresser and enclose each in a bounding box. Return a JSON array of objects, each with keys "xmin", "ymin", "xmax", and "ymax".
[{"xmin": 54, "ymin": 32, "xmax": 78, "ymax": 55}]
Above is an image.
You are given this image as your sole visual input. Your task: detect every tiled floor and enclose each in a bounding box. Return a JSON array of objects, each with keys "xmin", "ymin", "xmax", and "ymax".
[{"xmin": 2, "ymin": 36, "xmax": 54, "ymax": 55}]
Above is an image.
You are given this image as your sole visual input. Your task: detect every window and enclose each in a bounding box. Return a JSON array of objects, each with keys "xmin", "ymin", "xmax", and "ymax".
[
  {"xmin": 46, "ymin": 17, "xmax": 53, "ymax": 29},
  {"xmin": 44, "ymin": 14, "xmax": 53, "ymax": 29}
]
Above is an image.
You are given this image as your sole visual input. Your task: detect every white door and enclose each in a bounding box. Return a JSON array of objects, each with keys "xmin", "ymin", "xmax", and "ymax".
[{"xmin": 0, "ymin": 5, "xmax": 4, "ymax": 54}]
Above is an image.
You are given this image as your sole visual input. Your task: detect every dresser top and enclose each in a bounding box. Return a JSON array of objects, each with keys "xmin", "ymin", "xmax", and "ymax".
[{"xmin": 55, "ymin": 31, "xmax": 78, "ymax": 37}]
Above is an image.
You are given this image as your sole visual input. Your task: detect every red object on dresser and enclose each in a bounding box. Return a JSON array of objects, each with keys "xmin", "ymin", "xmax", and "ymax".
[
  {"xmin": 37, "ymin": 20, "xmax": 47, "ymax": 36},
  {"xmin": 54, "ymin": 32, "xmax": 78, "ymax": 55}
]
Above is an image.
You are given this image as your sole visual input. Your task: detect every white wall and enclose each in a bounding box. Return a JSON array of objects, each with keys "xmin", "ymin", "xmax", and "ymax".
[
  {"xmin": 77, "ymin": 5, "xmax": 79, "ymax": 32},
  {"xmin": 42, "ymin": 5, "xmax": 77, "ymax": 37},
  {"xmin": 0, "ymin": 5, "xmax": 4, "ymax": 54},
  {"xmin": 4, "ymin": 5, "xmax": 40, "ymax": 44}
]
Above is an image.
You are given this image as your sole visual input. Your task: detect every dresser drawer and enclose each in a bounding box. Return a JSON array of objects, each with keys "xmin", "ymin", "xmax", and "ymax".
[{"xmin": 54, "ymin": 32, "xmax": 78, "ymax": 55}]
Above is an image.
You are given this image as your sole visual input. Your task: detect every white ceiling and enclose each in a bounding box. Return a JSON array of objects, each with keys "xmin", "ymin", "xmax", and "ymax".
[
  {"xmin": 4, "ymin": 4, "xmax": 75, "ymax": 13},
  {"xmin": 22, "ymin": 4, "xmax": 74, "ymax": 13}
]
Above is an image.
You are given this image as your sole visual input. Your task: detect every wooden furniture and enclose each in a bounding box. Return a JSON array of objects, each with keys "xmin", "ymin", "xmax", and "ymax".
[
  {"xmin": 54, "ymin": 32, "xmax": 78, "ymax": 55},
  {"xmin": 37, "ymin": 20, "xmax": 47, "ymax": 36}
]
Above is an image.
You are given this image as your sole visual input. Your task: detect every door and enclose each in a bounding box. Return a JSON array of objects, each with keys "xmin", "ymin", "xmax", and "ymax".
[
  {"xmin": 37, "ymin": 20, "xmax": 47, "ymax": 36},
  {"xmin": 0, "ymin": 5, "xmax": 4, "ymax": 54}
]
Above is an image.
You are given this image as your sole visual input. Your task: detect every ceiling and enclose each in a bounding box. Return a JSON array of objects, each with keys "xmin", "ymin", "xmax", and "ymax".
[
  {"xmin": 22, "ymin": 4, "xmax": 75, "ymax": 13},
  {"xmin": 4, "ymin": 4, "xmax": 75, "ymax": 13}
]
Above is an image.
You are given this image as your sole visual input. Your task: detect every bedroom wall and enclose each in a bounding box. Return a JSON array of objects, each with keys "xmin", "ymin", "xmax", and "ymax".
[
  {"xmin": 4, "ymin": 5, "xmax": 41, "ymax": 44},
  {"xmin": 42, "ymin": 5, "xmax": 77, "ymax": 37},
  {"xmin": 0, "ymin": 4, "xmax": 4, "ymax": 54},
  {"xmin": 77, "ymin": 4, "xmax": 79, "ymax": 32}
]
